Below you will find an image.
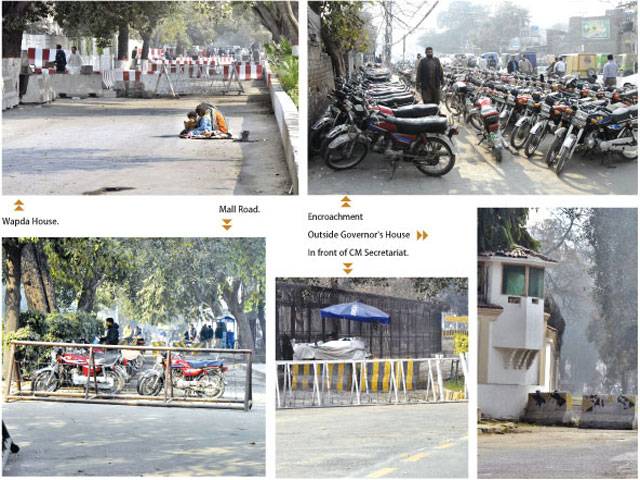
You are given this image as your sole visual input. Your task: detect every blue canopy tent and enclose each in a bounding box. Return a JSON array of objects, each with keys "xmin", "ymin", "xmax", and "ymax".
[{"xmin": 320, "ymin": 301, "xmax": 391, "ymax": 356}]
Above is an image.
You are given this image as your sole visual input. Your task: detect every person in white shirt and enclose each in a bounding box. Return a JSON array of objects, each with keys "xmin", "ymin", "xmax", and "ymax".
[
  {"xmin": 602, "ymin": 54, "xmax": 619, "ymax": 87},
  {"xmin": 519, "ymin": 55, "xmax": 533, "ymax": 75},
  {"xmin": 67, "ymin": 46, "xmax": 82, "ymax": 74},
  {"xmin": 554, "ymin": 56, "xmax": 566, "ymax": 77}
]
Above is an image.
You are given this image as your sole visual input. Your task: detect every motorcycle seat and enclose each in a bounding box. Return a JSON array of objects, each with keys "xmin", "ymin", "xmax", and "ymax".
[
  {"xmin": 392, "ymin": 104, "xmax": 439, "ymax": 118},
  {"xmin": 94, "ymin": 352, "xmax": 120, "ymax": 366},
  {"xmin": 186, "ymin": 359, "xmax": 224, "ymax": 368},
  {"xmin": 384, "ymin": 115, "xmax": 448, "ymax": 135},
  {"xmin": 611, "ymin": 104, "xmax": 638, "ymax": 123}
]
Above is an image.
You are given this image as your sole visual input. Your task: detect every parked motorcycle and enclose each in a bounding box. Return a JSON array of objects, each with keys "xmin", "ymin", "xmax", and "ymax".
[
  {"xmin": 136, "ymin": 353, "xmax": 227, "ymax": 399},
  {"xmin": 31, "ymin": 348, "xmax": 125, "ymax": 394}
]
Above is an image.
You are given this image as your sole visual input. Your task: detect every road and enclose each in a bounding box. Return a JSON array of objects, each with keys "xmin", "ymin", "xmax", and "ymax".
[
  {"xmin": 308, "ymin": 118, "xmax": 637, "ymax": 195},
  {"xmin": 478, "ymin": 425, "xmax": 638, "ymax": 478},
  {"xmin": 277, "ymin": 403, "xmax": 468, "ymax": 478},
  {"xmin": 2, "ymin": 370, "xmax": 265, "ymax": 476},
  {"xmin": 3, "ymin": 86, "xmax": 290, "ymax": 195}
]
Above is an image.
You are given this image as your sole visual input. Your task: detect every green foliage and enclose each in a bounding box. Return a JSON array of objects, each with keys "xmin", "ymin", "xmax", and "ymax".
[
  {"xmin": 584, "ymin": 209, "xmax": 638, "ymax": 391},
  {"xmin": 3, "ymin": 311, "xmax": 101, "ymax": 378},
  {"xmin": 444, "ymin": 377, "xmax": 466, "ymax": 392},
  {"xmin": 265, "ymin": 38, "xmax": 299, "ymax": 106},
  {"xmin": 477, "ymin": 208, "xmax": 540, "ymax": 253},
  {"xmin": 454, "ymin": 333, "xmax": 468, "ymax": 354},
  {"xmin": 310, "ymin": 1, "xmax": 370, "ymax": 53},
  {"xmin": 41, "ymin": 311, "xmax": 103, "ymax": 343},
  {"xmin": 2, "ymin": 1, "xmax": 53, "ymax": 32}
]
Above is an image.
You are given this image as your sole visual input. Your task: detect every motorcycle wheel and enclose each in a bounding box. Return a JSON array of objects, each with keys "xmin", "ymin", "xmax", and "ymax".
[
  {"xmin": 413, "ymin": 137, "xmax": 456, "ymax": 177},
  {"xmin": 448, "ymin": 96, "xmax": 463, "ymax": 117},
  {"xmin": 620, "ymin": 127, "xmax": 638, "ymax": 160},
  {"xmin": 545, "ymin": 136, "xmax": 563, "ymax": 167},
  {"xmin": 137, "ymin": 373, "xmax": 164, "ymax": 396},
  {"xmin": 324, "ymin": 137, "xmax": 368, "ymax": 170},
  {"xmin": 492, "ymin": 145, "xmax": 503, "ymax": 163},
  {"xmin": 510, "ymin": 120, "xmax": 531, "ymax": 150},
  {"xmin": 467, "ymin": 112, "xmax": 484, "ymax": 133},
  {"xmin": 309, "ymin": 126, "xmax": 330, "ymax": 156},
  {"xmin": 204, "ymin": 372, "xmax": 225, "ymax": 399},
  {"xmin": 132, "ymin": 355, "xmax": 145, "ymax": 371},
  {"xmin": 104, "ymin": 370, "xmax": 125, "ymax": 395},
  {"xmin": 31, "ymin": 371, "xmax": 59, "ymax": 393},
  {"xmin": 524, "ymin": 129, "xmax": 544, "ymax": 158},
  {"xmin": 554, "ymin": 146, "xmax": 571, "ymax": 175}
]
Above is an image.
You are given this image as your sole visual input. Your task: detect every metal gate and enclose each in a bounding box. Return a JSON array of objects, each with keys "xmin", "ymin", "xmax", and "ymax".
[{"xmin": 5, "ymin": 340, "xmax": 253, "ymax": 410}]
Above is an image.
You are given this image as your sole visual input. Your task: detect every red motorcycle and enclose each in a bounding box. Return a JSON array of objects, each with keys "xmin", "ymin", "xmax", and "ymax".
[
  {"xmin": 31, "ymin": 348, "xmax": 125, "ymax": 394},
  {"xmin": 136, "ymin": 353, "xmax": 227, "ymax": 398}
]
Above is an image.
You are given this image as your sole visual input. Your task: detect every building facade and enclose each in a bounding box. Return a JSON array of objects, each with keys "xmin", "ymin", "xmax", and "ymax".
[{"xmin": 478, "ymin": 247, "xmax": 560, "ymax": 419}]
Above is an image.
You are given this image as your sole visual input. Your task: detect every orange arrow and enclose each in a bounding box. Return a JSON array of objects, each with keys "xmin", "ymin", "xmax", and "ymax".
[
  {"xmin": 222, "ymin": 218, "xmax": 232, "ymax": 231},
  {"xmin": 341, "ymin": 195, "xmax": 351, "ymax": 208},
  {"xmin": 416, "ymin": 230, "xmax": 429, "ymax": 240},
  {"xmin": 14, "ymin": 200, "xmax": 24, "ymax": 212},
  {"xmin": 343, "ymin": 262, "xmax": 353, "ymax": 274}
]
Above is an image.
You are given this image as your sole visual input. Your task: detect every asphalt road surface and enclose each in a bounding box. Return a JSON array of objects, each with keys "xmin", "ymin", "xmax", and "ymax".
[
  {"xmin": 478, "ymin": 425, "xmax": 638, "ymax": 478},
  {"xmin": 3, "ymin": 87, "xmax": 290, "ymax": 195},
  {"xmin": 277, "ymin": 402, "xmax": 468, "ymax": 478},
  {"xmin": 2, "ymin": 370, "xmax": 265, "ymax": 476},
  {"xmin": 308, "ymin": 116, "xmax": 637, "ymax": 195}
]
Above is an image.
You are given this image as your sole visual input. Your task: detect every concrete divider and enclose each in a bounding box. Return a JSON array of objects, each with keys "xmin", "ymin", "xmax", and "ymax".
[
  {"xmin": 2, "ymin": 58, "xmax": 21, "ymax": 110},
  {"xmin": 21, "ymin": 73, "xmax": 56, "ymax": 104},
  {"xmin": 264, "ymin": 61, "xmax": 298, "ymax": 194},
  {"xmin": 579, "ymin": 394, "xmax": 637, "ymax": 430},
  {"xmin": 50, "ymin": 73, "xmax": 105, "ymax": 97},
  {"xmin": 522, "ymin": 391, "xmax": 575, "ymax": 425}
]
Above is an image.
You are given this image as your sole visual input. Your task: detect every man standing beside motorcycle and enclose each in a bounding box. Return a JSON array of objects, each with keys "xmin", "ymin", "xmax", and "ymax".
[
  {"xmin": 416, "ymin": 47, "xmax": 444, "ymax": 105},
  {"xmin": 100, "ymin": 317, "xmax": 120, "ymax": 345}
]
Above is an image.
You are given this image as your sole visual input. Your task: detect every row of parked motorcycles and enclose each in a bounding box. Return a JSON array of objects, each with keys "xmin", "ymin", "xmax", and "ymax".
[
  {"xmin": 310, "ymin": 66, "xmax": 459, "ymax": 178},
  {"xmin": 30, "ymin": 339, "xmax": 227, "ymax": 399},
  {"xmin": 443, "ymin": 66, "xmax": 638, "ymax": 172}
]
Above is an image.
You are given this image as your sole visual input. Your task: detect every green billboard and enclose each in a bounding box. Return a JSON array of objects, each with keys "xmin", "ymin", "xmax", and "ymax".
[{"xmin": 582, "ymin": 18, "xmax": 611, "ymax": 40}]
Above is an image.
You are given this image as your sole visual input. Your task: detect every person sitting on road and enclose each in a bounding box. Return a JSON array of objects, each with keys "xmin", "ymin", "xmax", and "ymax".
[
  {"xmin": 183, "ymin": 103, "xmax": 231, "ymax": 138},
  {"xmin": 180, "ymin": 111, "xmax": 198, "ymax": 136},
  {"xmin": 99, "ymin": 317, "xmax": 120, "ymax": 345}
]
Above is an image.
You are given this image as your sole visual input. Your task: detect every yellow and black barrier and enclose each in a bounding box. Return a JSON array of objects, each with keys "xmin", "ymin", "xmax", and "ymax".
[
  {"xmin": 522, "ymin": 391, "xmax": 575, "ymax": 426},
  {"xmin": 579, "ymin": 394, "xmax": 637, "ymax": 430},
  {"xmin": 277, "ymin": 355, "xmax": 468, "ymax": 408}
]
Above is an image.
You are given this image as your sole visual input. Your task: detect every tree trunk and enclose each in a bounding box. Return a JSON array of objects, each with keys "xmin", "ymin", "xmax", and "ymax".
[
  {"xmin": 21, "ymin": 242, "xmax": 56, "ymax": 314},
  {"xmin": 322, "ymin": 32, "xmax": 346, "ymax": 77},
  {"xmin": 117, "ymin": 23, "xmax": 129, "ymax": 60},
  {"xmin": 77, "ymin": 273, "xmax": 101, "ymax": 312},
  {"xmin": 141, "ymin": 31, "xmax": 151, "ymax": 60},
  {"xmin": 3, "ymin": 240, "xmax": 23, "ymax": 378},
  {"xmin": 252, "ymin": 3, "xmax": 299, "ymax": 45},
  {"xmin": 222, "ymin": 278, "xmax": 255, "ymax": 351}
]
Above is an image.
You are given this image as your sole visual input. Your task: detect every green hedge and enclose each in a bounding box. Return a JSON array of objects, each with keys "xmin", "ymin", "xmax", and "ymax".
[
  {"xmin": 265, "ymin": 39, "xmax": 299, "ymax": 107},
  {"xmin": 4, "ymin": 311, "xmax": 103, "ymax": 378}
]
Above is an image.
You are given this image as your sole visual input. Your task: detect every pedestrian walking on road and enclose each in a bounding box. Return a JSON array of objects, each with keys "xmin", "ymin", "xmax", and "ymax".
[
  {"xmin": 603, "ymin": 54, "xmax": 619, "ymax": 88},
  {"xmin": 55, "ymin": 44, "xmax": 67, "ymax": 73},
  {"xmin": 68, "ymin": 46, "xmax": 82, "ymax": 74},
  {"xmin": 507, "ymin": 56, "xmax": 519, "ymax": 74},
  {"xmin": 131, "ymin": 47, "xmax": 138, "ymax": 69},
  {"xmin": 554, "ymin": 56, "xmax": 566, "ymax": 77},
  {"xmin": 416, "ymin": 46, "xmax": 444, "ymax": 105}
]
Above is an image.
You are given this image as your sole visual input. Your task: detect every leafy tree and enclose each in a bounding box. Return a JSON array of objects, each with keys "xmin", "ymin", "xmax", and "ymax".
[
  {"xmin": 584, "ymin": 209, "xmax": 638, "ymax": 393},
  {"xmin": 477, "ymin": 208, "xmax": 539, "ymax": 253},
  {"xmin": 2, "ymin": 1, "xmax": 54, "ymax": 58},
  {"xmin": 310, "ymin": 1, "xmax": 371, "ymax": 77}
]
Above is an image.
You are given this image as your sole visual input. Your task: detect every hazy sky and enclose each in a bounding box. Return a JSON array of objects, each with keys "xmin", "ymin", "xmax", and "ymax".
[{"xmin": 370, "ymin": 0, "xmax": 623, "ymax": 58}]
